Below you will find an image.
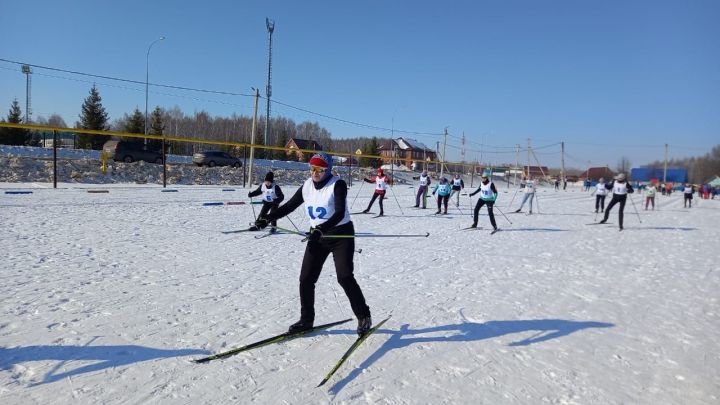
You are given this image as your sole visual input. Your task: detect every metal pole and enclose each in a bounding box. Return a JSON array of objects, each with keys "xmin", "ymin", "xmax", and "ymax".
[
  {"xmin": 22, "ymin": 64, "xmax": 32, "ymax": 123},
  {"xmin": 145, "ymin": 36, "xmax": 165, "ymax": 145},
  {"xmin": 263, "ymin": 18, "xmax": 275, "ymax": 154},
  {"xmin": 441, "ymin": 127, "xmax": 448, "ymax": 178},
  {"xmin": 53, "ymin": 130, "xmax": 58, "ymax": 188},
  {"xmin": 526, "ymin": 138, "xmax": 531, "ymax": 178},
  {"xmin": 663, "ymin": 143, "xmax": 668, "ymax": 183},
  {"xmin": 243, "ymin": 146, "xmax": 247, "ymax": 186},
  {"xmin": 561, "ymin": 141, "xmax": 565, "ymax": 187},
  {"xmin": 247, "ymin": 88, "xmax": 260, "ymax": 187},
  {"xmin": 162, "ymin": 135, "xmax": 167, "ymax": 188},
  {"xmin": 348, "ymin": 151, "xmax": 353, "ymax": 187},
  {"xmin": 391, "ymin": 142, "xmax": 394, "ymax": 181}
]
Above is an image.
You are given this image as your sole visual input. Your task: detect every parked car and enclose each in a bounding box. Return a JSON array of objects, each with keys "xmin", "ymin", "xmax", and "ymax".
[
  {"xmin": 103, "ymin": 140, "xmax": 163, "ymax": 164},
  {"xmin": 192, "ymin": 151, "xmax": 242, "ymax": 167}
]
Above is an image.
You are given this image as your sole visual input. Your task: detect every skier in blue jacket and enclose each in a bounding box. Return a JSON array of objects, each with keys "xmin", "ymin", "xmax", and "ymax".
[{"xmin": 432, "ymin": 177, "xmax": 452, "ymax": 214}]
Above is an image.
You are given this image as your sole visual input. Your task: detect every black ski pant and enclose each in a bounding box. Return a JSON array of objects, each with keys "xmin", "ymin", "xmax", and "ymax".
[
  {"xmin": 595, "ymin": 195, "xmax": 606, "ymax": 212},
  {"xmin": 259, "ymin": 201, "xmax": 279, "ymax": 227},
  {"xmin": 366, "ymin": 192, "xmax": 384, "ymax": 214},
  {"xmin": 684, "ymin": 194, "xmax": 692, "ymax": 207},
  {"xmin": 473, "ymin": 199, "xmax": 497, "ymax": 229},
  {"xmin": 436, "ymin": 194, "xmax": 449, "ymax": 213},
  {"xmin": 602, "ymin": 194, "xmax": 627, "ymax": 228},
  {"xmin": 298, "ymin": 222, "xmax": 370, "ymax": 323}
]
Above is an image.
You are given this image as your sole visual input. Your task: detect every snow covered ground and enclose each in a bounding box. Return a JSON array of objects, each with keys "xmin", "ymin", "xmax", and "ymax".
[{"xmin": 1, "ymin": 182, "xmax": 718, "ymax": 404}]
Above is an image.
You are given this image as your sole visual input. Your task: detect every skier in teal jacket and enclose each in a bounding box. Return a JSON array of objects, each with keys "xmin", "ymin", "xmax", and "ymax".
[{"xmin": 432, "ymin": 177, "xmax": 452, "ymax": 214}]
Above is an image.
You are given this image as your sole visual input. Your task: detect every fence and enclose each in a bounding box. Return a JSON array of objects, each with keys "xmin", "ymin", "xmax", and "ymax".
[{"xmin": 0, "ymin": 122, "xmax": 500, "ymax": 188}]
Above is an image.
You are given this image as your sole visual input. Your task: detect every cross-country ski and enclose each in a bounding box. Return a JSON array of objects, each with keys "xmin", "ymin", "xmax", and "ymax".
[
  {"xmin": 2, "ymin": 7, "xmax": 718, "ymax": 403},
  {"xmin": 193, "ymin": 319, "xmax": 351, "ymax": 363},
  {"xmin": 317, "ymin": 316, "xmax": 392, "ymax": 387}
]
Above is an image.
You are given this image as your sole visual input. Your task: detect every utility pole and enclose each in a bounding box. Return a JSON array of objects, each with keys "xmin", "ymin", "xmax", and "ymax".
[
  {"xmin": 561, "ymin": 141, "xmax": 565, "ymax": 186},
  {"xmin": 526, "ymin": 138, "xmax": 531, "ymax": 178},
  {"xmin": 440, "ymin": 127, "xmax": 448, "ymax": 177},
  {"xmin": 436, "ymin": 141, "xmax": 440, "ymax": 175},
  {"xmin": 514, "ymin": 144, "xmax": 520, "ymax": 186},
  {"xmin": 21, "ymin": 64, "xmax": 32, "ymax": 123},
  {"xmin": 263, "ymin": 18, "xmax": 275, "ymax": 157},
  {"xmin": 663, "ymin": 143, "xmax": 668, "ymax": 183},
  {"xmin": 247, "ymin": 88, "xmax": 260, "ymax": 188}
]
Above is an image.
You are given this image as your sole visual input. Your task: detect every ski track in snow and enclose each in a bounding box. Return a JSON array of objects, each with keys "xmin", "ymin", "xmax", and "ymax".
[{"xmin": 1, "ymin": 183, "xmax": 719, "ymax": 404}]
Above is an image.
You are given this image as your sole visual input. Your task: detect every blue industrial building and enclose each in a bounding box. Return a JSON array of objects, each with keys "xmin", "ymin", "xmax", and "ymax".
[{"xmin": 630, "ymin": 167, "xmax": 688, "ymax": 183}]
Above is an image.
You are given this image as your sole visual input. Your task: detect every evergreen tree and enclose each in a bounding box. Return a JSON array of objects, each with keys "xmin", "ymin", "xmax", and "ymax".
[
  {"xmin": 148, "ymin": 106, "xmax": 165, "ymax": 150},
  {"xmin": 124, "ymin": 108, "xmax": 145, "ymax": 136},
  {"xmin": 360, "ymin": 137, "xmax": 380, "ymax": 167},
  {"xmin": 0, "ymin": 99, "xmax": 28, "ymax": 146},
  {"xmin": 76, "ymin": 85, "xmax": 110, "ymax": 150}
]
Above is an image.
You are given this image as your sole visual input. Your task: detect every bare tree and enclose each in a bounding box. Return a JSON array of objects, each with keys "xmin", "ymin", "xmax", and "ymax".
[{"xmin": 617, "ymin": 156, "xmax": 632, "ymax": 174}]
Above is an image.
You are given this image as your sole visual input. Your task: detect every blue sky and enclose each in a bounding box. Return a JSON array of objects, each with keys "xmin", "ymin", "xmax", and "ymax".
[{"xmin": 1, "ymin": 0, "xmax": 718, "ymax": 169}]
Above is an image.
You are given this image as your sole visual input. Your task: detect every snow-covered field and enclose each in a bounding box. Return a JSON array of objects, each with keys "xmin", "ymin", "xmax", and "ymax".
[{"xmin": 1, "ymin": 182, "xmax": 718, "ymax": 404}]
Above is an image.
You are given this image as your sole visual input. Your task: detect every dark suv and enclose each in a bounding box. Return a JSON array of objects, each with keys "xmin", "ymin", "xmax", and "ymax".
[
  {"xmin": 103, "ymin": 140, "xmax": 163, "ymax": 164},
  {"xmin": 192, "ymin": 151, "xmax": 242, "ymax": 167}
]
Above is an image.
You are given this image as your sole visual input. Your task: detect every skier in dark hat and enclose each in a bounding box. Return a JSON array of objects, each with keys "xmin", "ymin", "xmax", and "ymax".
[{"xmin": 248, "ymin": 171, "xmax": 284, "ymax": 232}]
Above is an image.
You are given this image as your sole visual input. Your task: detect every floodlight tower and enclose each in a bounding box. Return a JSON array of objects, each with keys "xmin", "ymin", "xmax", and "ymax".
[
  {"xmin": 264, "ymin": 18, "xmax": 275, "ymax": 152},
  {"xmin": 21, "ymin": 64, "xmax": 32, "ymax": 123}
]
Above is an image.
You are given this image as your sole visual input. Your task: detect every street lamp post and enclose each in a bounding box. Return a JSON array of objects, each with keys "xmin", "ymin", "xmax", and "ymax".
[{"xmin": 145, "ymin": 36, "xmax": 165, "ymax": 143}]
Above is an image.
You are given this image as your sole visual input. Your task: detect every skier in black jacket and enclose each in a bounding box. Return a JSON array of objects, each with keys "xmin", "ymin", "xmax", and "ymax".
[
  {"xmin": 254, "ymin": 153, "xmax": 372, "ymax": 336},
  {"xmin": 248, "ymin": 171, "xmax": 284, "ymax": 231},
  {"xmin": 598, "ymin": 173, "xmax": 634, "ymax": 230}
]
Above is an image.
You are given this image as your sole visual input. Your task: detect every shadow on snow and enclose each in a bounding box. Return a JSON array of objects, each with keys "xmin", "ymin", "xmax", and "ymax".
[
  {"xmin": 328, "ymin": 318, "xmax": 613, "ymax": 394},
  {"xmin": 0, "ymin": 344, "xmax": 208, "ymax": 386},
  {"xmin": 626, "ymin": 226, "xmax": 698, "ymax": 231},
  {"xmin": 499, "ymin": 227, "xmax": 571, "ymax": 232}
]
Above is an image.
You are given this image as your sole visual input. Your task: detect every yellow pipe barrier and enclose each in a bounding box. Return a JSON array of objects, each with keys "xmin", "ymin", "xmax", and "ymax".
[{"xmin": 0, "ymin": 121, "xmax": 487, "ymax": 171}]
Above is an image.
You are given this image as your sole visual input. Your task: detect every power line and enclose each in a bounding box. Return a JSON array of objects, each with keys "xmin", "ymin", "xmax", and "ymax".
[{"xmin": 0, "ymin": 58, "xmax": 444, "ymax": 137}]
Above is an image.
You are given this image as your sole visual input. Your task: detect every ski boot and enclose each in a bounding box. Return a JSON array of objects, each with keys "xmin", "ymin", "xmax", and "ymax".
[
  {"xmin": 288, "ymin": 320, "xmax": 313, "ymax": 334},
  {"xmin": 357, "ymin": 315, "xmax": 372, "ymax": 336}
]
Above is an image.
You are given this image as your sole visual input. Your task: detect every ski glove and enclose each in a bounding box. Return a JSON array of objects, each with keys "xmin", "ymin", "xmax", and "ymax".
[
  {"xmin": 307, "ymin": 227, "xmax": 324, "ymax": 242},
  {"xmin": 255, "ymin": 217, "xmax": 269, "ymax": 229}
]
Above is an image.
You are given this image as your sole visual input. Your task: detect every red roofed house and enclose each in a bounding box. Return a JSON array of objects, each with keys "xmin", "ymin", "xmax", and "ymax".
[
  {"xmin": 582, "ymin": 166, "xmax": 615, "ymax": 181},
  {"xmin": 377, "ymin": 137, "xmax": 437, "ymax": 169}
]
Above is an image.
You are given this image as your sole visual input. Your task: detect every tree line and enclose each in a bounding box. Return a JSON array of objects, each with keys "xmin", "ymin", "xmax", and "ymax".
[
  {"xmin": 643, "ymin": 145, "xmax": 720, "ymax": 183},
  {"xmin": 0, "ymin": 85, "xmax": 392, "ymax": 162}
]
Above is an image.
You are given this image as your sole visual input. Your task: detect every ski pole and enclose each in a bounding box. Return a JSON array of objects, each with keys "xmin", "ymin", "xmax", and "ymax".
[
  {"xmin": 271, "ymin": 225, "xmax": 306, "ymax": 236},
  {"xmin": 534, "ymin": 192, "xmax": 540, "ymax": 214},
  {"xmin": 286, "ymin": 215, "xmax": 301, "ymax": 233},
  {"xmin": 593, "ymin": 203, "xmax": 599, "ymax": 222},
  {"xmin": 508, "ymin": 187, "xmax": 520, "ymax": 207},
  {"xmin": 350, "ymin": 176, "xmax": 366, "ymax": 210},
  {"xmin": 628, "ymin": 195, "xmax": 642, "ymax": 223},
  {"xmin": 455, "ymin": 194, "xmax": 465, "ymax": 216},
  {"xmin": 388, "ymin": 183, "xmax": 405, "ymax": 215},
  {"xmin": 250, "ymin": 197, "xmax": 257, "ymax": 221},
  {"xmin": 494, "ymin": 204, "xmax": 513, "ymax": 225}
]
